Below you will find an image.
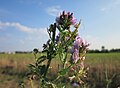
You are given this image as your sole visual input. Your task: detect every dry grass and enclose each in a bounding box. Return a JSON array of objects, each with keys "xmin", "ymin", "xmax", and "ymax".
[{"xmin": 0, "ymin": 53, "xmax": 120, "ymax": 88}]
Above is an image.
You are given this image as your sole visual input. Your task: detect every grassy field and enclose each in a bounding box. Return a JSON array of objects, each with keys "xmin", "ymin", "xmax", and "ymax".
[
  {"xmin": 0, "ymin": 53, "xmax": 120, "ymax": 88},
  {"xmin": 86, "ymin": 53, "xmax": 120, "ymax": 88}
]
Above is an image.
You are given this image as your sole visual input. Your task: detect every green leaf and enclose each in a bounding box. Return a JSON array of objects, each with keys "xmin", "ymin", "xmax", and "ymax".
[
  {"xmin": 28, "ymin": 64, "xmax": 36, "ymax": 69},
  {"xmin": 57, "ymin": 25, "xmax": 62, "ymax": 32},
  {"xmin": 42, "ymin": 49, "xmax": 48, "ymax": 53},
  {"xmin": 37, "ymin": 56, "xmax": 47, "ymax": 64},
  {"xmin": 60, "ymin": 53, "xmax": 65, "ymax": 62},
  {"xmin": 38, "ymin": 65, "xmax": 46, "ymax": 75},
  {"xmin": 28, "ymin": 64, "xmax": 36, "ymax": 73},
  {"xmin": 59, "ymin": 67, "xmax": 69, "ymax": 76}
]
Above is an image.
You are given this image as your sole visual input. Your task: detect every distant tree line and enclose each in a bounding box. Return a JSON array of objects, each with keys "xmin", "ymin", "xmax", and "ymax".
[
  {"xmin": 0, "ymin": 51, "xmax": 41, "ymax": 54},
  {"xmin": 15, "ymin": 51, "xmax": 32, "ymax": 54},
  {"xmin": 88, "ymin": 46, "xmax": 120, "ymax": 53},
  {"xmin": 0, "ymin": 46, "xmax": 120, "ymax": 54},
  {"xmin": 0, "ymin": 51, "xmax": 32, "ymax": 54}
]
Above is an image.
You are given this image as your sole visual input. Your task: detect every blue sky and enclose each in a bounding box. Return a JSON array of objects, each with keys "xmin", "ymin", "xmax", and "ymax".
[{"xmin": 0, "ymin": 0, "xmax": 120, "ymax": 52}]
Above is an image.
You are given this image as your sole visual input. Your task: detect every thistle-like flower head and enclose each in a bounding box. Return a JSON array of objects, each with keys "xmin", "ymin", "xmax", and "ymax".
[{"xmin": 56, "ymin": 11, "xmax": 77, "ymax": 28}]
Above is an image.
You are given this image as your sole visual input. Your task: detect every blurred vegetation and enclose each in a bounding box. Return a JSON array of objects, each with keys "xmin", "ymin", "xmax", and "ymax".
[{"xmin": 0, "ymin": 53, "xmax": 120, "ymax": 88}]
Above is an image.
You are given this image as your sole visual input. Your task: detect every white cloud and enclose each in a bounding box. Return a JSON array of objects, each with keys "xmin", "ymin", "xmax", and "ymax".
[
  {"xmin": 0, "ymin": 21, "xmax": 47, "ymax": 34},
  {"xmin": 83, "ymin": 34, "xmax": 120, "ymax": 50},
  {"xmin": 46, "ymin": 5, "xmax": 62, "ymax": 17},
  {"xmin": 101, "ymin": 0, "xmax": 120, "ymax": 12},
  {"xmin": 82, "ymin": 35, "xmax": 102, "ymax": 50},
  {"xmin": 0, "ymin": 21, "xmax": 49, "ymax": 51}
]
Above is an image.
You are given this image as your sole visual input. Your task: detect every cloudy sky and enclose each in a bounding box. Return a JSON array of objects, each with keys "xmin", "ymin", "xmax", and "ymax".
[{"xmin": 0, "ymin": 0, "xmax": 120, "ymax": 52}]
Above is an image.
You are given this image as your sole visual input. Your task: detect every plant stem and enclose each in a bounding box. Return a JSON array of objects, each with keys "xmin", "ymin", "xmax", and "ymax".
[
  {"xmin": 43, "ymin": 25, "xmax": 56, "ymax": 78},
  {"xmin": 53, "ymin": 76, "xmax": 61, "ymax": 82},
  {"xmin": 29, "ymin": 78, "xmax": 34, "ymax": 88},
  {"xmin": 63, "ymin": 49, "xmax": 68, "ymax": 69},
  {"xmin": 43, "ymin": 55, "xmax": 52, "ymax": 78}
]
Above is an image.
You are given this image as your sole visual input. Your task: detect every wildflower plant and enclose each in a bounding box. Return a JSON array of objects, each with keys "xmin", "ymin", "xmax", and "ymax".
[{"xmin": 28, "ymin": 11, "xmax": 89, "ymax": 88}]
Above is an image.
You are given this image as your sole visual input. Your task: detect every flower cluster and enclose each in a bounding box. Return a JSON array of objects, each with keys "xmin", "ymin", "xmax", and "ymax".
[
  {"xmin": 56, "ymin": 11, "xmax": 77, "ymax": 29},
  {"xmin": 70, "ymin": 34, "xmax": 89, "ymax": 64}
]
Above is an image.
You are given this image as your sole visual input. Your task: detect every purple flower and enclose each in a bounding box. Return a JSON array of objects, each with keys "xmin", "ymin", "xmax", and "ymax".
[
  {"xmin": 72, "ymin": 34, "xmax": 83, "ymax": 50},
  {"xmin": 55, "ymin": 33, "xmax": 60, "ymax": 43},
  {"xmin": 79, "ymin": 57, "xmax": 85, "ymax": 68},
  {"xmin": 70, "ymin": 34, "xmax": 82, "ymax": 63},
  {"xmin": 70, "ymin": 18, "xmax": 77, "ymax": 25},
  {"xmin": 81, "ymin": 39, "xmax": 90, "ymax": 48},
  {"xmin": 70, "ymin": 34, "xmax": 89, "ymax": 63},
  {"xmin": 70, "ymin": 49, "xmax": 79, "ymax": 63},
  {"xmin": 72, "ymin": 82, "xmax": 80, "ymax": 87},
  {"xmin": 55, "ymin": 11, "xmax": 77, "ymax": 26},
  {"xmin": 74, "ymin": 34, "xmax": 89, "ymax": 48}
]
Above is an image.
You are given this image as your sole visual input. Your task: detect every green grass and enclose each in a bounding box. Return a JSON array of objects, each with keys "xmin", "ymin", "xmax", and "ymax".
[
  {"xmin": 0, "ymin": 53, "xmax": 120, "ymax": 88},
  {"xmin": 85, "ymin": 53, "xmax": 120, "ymax": 88}
]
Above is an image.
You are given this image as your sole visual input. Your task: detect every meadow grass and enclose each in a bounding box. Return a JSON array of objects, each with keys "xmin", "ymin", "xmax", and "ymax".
[
  {"xmin": 0, "ymin": 53, "xmax": 120, "ymax": 88},
  {"xmin": 85, "ymin": 53, "xmax": 120, "ymax": 88}
]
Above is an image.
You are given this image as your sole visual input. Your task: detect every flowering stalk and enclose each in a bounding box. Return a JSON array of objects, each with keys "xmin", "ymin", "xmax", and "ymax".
[
  {"xmin": 28, "ymin": 11, "xmax": 89, "ymax": 88},
  {"xmin": 43, "ymin": 23, "xmax": 56, "ymax": 78}
]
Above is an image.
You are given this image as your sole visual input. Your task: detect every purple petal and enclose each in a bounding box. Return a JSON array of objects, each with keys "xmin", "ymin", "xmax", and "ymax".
[{"xmin": 71, "ymin": 18, "xmax": 77, "ymax": 25}]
